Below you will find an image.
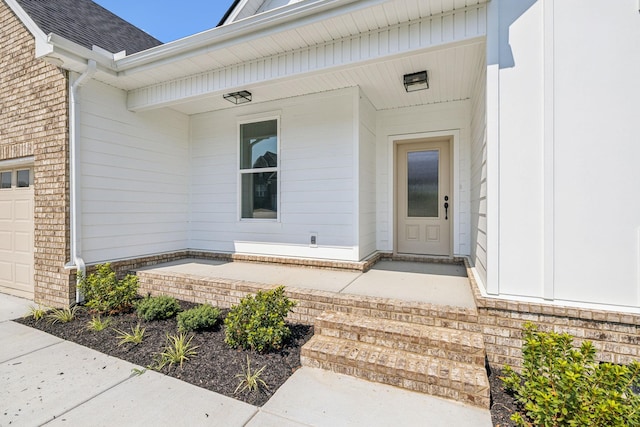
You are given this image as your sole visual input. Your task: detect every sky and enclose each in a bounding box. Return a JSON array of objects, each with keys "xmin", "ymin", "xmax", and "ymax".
[{"xmin": 93, "ymin": 1, "xmax": 236, "ymax": 43}]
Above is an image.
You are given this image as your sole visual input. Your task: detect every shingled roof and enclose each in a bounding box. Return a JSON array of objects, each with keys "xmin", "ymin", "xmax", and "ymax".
[{"xmin": 16, "ymin": 0, "xmax": 162, "ymax": 54}]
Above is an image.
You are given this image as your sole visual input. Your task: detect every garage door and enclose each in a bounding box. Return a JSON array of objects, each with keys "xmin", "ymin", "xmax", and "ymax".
[{"xmin": 0, "ymin": 167, "xmax": 34, "ymax": 299}]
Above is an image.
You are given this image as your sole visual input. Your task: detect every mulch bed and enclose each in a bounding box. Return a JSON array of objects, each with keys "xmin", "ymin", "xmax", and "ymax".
[
  {"xmin": 17, "ymin": 300, "xmax": 520, "ymax": 422},
  {"xmin": 488, "ymin": 366, "xmax": 519, "ymax": 426},
  {"xmin": 16, "ymin": 301, "xmax": 313, "ymax": 407}
]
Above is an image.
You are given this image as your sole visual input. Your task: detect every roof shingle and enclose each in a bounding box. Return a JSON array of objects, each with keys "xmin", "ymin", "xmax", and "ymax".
[{"xmin": 17, "ymin": 0, "xmax": 162, "ymax": 54}]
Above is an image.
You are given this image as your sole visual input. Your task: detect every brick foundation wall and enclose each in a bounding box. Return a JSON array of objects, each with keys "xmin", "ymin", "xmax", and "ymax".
[
  {"xmin": 1, "ymin": 1, "xmax": 73, "ymax": 307},
  {"xmin": 464, "ymin": 259, "xmax": 640, "ymax": 371}
]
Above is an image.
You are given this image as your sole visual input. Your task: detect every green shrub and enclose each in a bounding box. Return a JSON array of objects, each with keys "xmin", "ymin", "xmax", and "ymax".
[
  {"xmin": 136, "ymin": 295, "xmax": 181, "ymax": 321},
  {"xmin": 501, "ymin": 322, "xmax": 640, "ymax": 427},
  {"xmin": 177, "ymin": 304, "xmax": 221, "ymax": 332},
  {"xmin": 224, "ymin": 286, "xmax": 296, "ymax": 353},
  {"xmin": 78, "ymin": 263, "xmax": 139, "ymax": 314}
]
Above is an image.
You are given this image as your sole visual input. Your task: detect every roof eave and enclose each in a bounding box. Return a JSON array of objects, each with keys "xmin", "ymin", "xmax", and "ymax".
[{"xmin": 114, "ymin": 0, "xmax": 387, "ymax": 74}]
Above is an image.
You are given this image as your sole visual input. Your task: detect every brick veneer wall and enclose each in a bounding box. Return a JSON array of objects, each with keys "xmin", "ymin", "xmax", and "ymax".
[
  {"xmin": 1, "ymin": 1, "xmax": 73, "ymax": 307},
  {"xmin": 463, "ymin": 259, "xmax": 640, "ymax": 371}
]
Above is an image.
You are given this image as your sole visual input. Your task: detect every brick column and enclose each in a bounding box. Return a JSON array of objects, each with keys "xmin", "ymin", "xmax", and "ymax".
[{"xmin": 1, "ymin": 2, "xmax": 73, "ymax": 307}]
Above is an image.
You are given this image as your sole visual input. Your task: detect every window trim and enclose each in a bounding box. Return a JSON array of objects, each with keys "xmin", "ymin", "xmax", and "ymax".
[{"xmin": 237, "ymin": 115, "xmax": 281, "ymax": 222}]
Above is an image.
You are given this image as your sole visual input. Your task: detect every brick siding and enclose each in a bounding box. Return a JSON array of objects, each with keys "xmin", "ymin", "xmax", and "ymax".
[
  {"xmin": 1, "ymin": 1, "xmax": 72, "ymax": 307},
  {"xmin": 464, "ymin": 259, "xmax": 640, "ymax": 371}
]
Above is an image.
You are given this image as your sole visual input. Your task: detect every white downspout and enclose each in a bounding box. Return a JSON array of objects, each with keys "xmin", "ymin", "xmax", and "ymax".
[{"xmin": 69, "ymin": 59, "xmax": 96, "ymax": 303}]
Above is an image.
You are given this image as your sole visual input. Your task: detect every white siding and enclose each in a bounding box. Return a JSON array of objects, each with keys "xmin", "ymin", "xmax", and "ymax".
[
  {"xmin": 189, "ymin": 87, "xmax": 359, "ymax": 261},
  {"xmin": 470, "ymin": 47, "xmax": 487, "ymax": 286},
  {"xmin": 491, "ymin": 0, "xmax": 544, "ymax": 298},
  {"xmin": 79, "ymin": 80, "xmax": 190, "ymax": 263},
  {"xmin": 375, "ymin": 100, "xmax": 471, "ymax": 255},
  {"xmin": 358, "ymin": 90, "xmax": 377, "ymax": 259},
  {"xmin": 551, "ymin": 1, "xmax": 640, "ymax": 307}
]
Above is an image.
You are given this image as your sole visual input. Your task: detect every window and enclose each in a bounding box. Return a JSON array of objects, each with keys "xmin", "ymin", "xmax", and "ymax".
[
  {"xmin": 0, "ymin": 171, "xmax": 11, "ymax": 189},
  {"xmin": 17, "ymin": 169, "xmax": 30, "ymax": 188},
  {"xmin": 239, "ymin": 119, "xmax": 278, "ymax": 219}
]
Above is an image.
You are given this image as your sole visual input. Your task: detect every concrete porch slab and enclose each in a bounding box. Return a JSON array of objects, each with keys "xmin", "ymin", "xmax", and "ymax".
[
  {"xmin": 342, "ymin": 260, "xmax": 476, "ymax": 308},
  {"xmin": 138, "ymin": 259, "xmax": 361, "ymax": 293},
  {"xmin": 137, "ymin": 258, "xmax": 477, "ymax": 309}
]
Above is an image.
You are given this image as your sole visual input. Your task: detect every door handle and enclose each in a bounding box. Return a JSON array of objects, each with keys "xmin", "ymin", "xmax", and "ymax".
[{"xmin": 444, "ymin": 196, "xmax": 449, "ymax": 220}]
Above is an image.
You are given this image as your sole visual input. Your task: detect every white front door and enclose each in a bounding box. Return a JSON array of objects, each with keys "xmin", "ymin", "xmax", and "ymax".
[{"xmin": 396, "ymin": 139, "xmax": 451, "ymax": 256}]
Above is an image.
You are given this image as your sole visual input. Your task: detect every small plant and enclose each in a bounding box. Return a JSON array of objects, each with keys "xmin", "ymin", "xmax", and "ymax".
[
  {"xmin": 114, "ymin": 323, "xmax": 146, "ymax": 346},
  {"xmin": 224, "ymin": 286, "xmax": 296, "ymax": 353},
  {"xmin": 136, "ymin": 295, "xmax": 181, "ymax": 321},
  {"xmin": 46, "ymin": 306, "xmax": 79, "ymax": 324},
  {"xmin": 78, "ymin": 263, "xmax": 139, "ymax": 314},
  {"xmin": 501, "ymin": 322, "xmax": 640, "ymax": 427},
  {"xmin": 154, "ymin": 332, "xmax": 198, "ymax": 369},
  {"xmin": 131, "ymin": 367, "xmax": 147, "ymax": 376},
  {"xmin": 234, "ymin": 355, "xmax": 269, "ymax": 394},
  {"xmin": 24, "ymin": 305, "xmax": 48, "ymax": 322},
  {"xmin": 86, "ymin": 315, "xmax": 112, "ymax": 332},
  {"xmin": 177, "ymin": 304, "xmax": 221, "ymax": 332}
]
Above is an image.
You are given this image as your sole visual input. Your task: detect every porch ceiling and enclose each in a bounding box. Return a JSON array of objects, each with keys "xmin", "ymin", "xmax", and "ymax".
[
  {"xmin": 167, "ymin": 40, "xmax": 485, "ymax": 114},
  {"xmin": 109, "ymin": 0, "xmax": 488, "ymax": 89},
  {"xmin": 45, "ymin": 0, "xmax": 487, "ymax": 115}
]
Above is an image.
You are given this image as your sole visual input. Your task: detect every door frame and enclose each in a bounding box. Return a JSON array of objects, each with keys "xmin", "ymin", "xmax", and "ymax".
[{"xmin": 389, "ymin": 130, "xmax": 460, "ymax": 257}]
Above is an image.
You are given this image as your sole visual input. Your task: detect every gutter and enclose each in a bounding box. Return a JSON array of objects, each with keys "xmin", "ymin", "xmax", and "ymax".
[{"xmin": 68, "ymin": 59, "xmax": 97, "ymax": 303}]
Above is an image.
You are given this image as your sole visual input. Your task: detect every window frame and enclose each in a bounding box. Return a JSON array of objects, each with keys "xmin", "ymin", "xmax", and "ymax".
[
  {"xmin": 0, "ymin": 168, "xmax": 33, "ymax": 189},
  {"xmin": 237, "ymin": 115, "xmax": 281, "ymax": 222}
]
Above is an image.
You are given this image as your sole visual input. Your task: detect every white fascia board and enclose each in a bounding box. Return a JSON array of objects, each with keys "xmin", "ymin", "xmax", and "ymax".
[
  {"xmin": 114, "ymin": 0, "xmax": 388, "ymax": 74},
  {"xmin": 4, "ymin": 0, "xmax": 52, "ymax": 57}
]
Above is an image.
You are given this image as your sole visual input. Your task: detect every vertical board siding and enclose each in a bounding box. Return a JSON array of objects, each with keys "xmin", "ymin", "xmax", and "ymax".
[
  {"xmin": 79, "ymin": 80, "xmax": 190, "ymax": 263},
  {"xmin": 189, "ymin": 88, "xmax": 357, "ymax": 260},
  {"xmin": 551, "ymin": 0, "xmax": 640, "ymax": 307},
  {"xmin": 359, "ymin": 91, "xmax": 377, "ymax": 259},
  {"xmin": 469, "ymin": 48, "xmax": 487, "ymax": 286}
]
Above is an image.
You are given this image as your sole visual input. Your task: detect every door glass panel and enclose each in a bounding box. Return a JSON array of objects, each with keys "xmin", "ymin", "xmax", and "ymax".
[{"xmin": 407, "ymin": 150, "xmax": 438, "ymax": 217}]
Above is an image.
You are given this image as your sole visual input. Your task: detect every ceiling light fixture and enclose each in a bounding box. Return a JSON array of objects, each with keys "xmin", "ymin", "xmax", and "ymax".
[
  {"xmin": 223, "ymin": 90, "xmax": 252, "ymax": 104},
  {"xmin": 403, "ymin": 71, "xmax": 429, "ymax": 92}
]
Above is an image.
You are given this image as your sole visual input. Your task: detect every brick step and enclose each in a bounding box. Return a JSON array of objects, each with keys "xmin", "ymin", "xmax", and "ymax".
[
  {"xmin": 315, "ymin": 311, "xmax": 486, "ymax": 367},
  {"xmin": 301, "ymin": 335, "xmax": 490, "ymax": 408}
]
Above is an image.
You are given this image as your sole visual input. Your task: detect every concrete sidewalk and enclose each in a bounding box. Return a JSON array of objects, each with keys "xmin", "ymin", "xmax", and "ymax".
[{"xmin": 0, "ymin": 293, "xmax": 492, "ymax": 426}]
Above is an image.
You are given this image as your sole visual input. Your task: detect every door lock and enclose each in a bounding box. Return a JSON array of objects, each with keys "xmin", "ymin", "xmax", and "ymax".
[{"xmin": 444, "ymin": 196, "xmax": 449, "ymax": 220}]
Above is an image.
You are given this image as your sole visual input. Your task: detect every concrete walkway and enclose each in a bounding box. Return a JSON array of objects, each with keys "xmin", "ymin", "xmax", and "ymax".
[{"xmin": 0, "ymin": 293, "xmax": 492, "ymax": 426}]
